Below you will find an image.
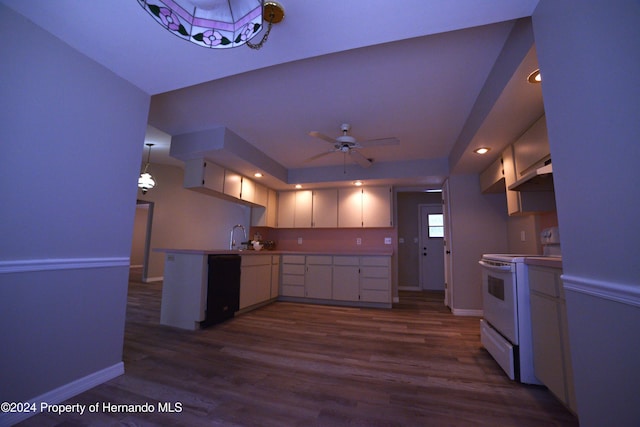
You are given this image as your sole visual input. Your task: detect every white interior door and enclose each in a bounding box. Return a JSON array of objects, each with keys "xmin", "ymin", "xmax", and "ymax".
[{"xmin": 418, "ymin": 204, "xmax": 445, "ymax": 291}]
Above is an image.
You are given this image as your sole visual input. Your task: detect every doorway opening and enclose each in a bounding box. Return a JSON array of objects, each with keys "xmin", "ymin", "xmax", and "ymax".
[
  {"xmin": 396, "ymin": 191, "xmax": 445, "ymax": 304},
  {"xmin": 130, "ymin": 200, "xmax": 154, "ymax": 282}
]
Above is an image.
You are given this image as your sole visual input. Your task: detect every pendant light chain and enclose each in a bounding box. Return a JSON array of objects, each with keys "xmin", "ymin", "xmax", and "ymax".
[{"xmin": 246, "ymin": 8, "xmax": 276, "ymax": 50}]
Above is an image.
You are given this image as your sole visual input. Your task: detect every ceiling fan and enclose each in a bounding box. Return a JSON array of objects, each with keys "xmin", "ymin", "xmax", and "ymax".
[{"xmin": 306, "ymin": 123, "xmax": 399, "ymax": 169}]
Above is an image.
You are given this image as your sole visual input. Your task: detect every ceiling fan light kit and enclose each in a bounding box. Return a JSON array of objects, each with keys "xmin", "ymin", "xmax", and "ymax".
[{"xmin": 137, "ymin": 0, "xmax": 284, "ymax": 50}]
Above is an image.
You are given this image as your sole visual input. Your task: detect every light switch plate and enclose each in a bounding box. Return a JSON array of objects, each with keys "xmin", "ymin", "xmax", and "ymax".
[{"xmin": 297, "ymin": 237, "xmax": 303, "ymax": 245}]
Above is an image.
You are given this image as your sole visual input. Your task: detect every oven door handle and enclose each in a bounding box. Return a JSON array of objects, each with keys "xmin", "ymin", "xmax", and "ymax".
[{"xmin": 478, "ymin": 260, "xmax": 512, "ymax": 272}]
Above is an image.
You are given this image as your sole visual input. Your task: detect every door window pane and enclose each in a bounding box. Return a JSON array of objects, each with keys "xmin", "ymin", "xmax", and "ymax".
[{"xmin": 428, "ymin": 214, "xmax": 444, "ymax": 238}]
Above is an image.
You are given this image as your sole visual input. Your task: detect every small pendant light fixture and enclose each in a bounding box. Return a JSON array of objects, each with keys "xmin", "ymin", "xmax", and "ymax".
[{"xmin": 138, "ymin": 143, "xmax": 156, "ymax": 194}]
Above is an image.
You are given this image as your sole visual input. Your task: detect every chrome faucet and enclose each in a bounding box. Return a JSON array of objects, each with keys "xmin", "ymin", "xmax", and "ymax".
[{"xmin": 229, "ymin": 224, "xmax": 247, "ymax": 250}]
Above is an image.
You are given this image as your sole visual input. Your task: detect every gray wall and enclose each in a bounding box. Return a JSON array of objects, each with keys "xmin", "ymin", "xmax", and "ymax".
[
  {"xmin": 0, "ymin": 2, "xmax": 149, "ymax": 406},
  {"xmin": 533, "ymin": 1, "xmax": 640, "ymax": 425},
  {"xmin": 137, "ymin": 163, "xmax": 251, "ymax": 280},
  {"xmin": 447, "ymin": 175, "xmax": 508, "ymax": 311}
]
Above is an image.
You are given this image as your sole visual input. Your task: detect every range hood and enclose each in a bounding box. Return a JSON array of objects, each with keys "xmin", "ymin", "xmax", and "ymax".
[{"xmin": 508, "ymin": 163, "xmax": 554, "ymax": 192}]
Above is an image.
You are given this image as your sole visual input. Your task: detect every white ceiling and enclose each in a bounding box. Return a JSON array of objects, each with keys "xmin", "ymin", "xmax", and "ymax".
[{"xmin": 2, "ymin": 0, "xmax": 544, "ymax": 190}]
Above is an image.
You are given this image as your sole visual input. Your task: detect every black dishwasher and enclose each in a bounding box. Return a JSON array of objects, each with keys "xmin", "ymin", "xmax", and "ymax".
[{"xmin": 201, "ymin": 254, "xmax": 241, "ymax": 328}]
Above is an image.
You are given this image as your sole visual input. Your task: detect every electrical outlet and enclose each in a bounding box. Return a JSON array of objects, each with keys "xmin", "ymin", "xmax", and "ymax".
[
  {"xmin": 398, "ymin": 237, "xmax": 405, "ymax": 244},
  {"xmin": 384, "ymin": 237, "xmax": 392, "ymax": 245},
  {"xmin": 297, "ymin": 237, "xmax": 303, "ymax": 245},
  {"xmin": 356, "ymin": 237, "xmax": 362, "ymax": 245}
]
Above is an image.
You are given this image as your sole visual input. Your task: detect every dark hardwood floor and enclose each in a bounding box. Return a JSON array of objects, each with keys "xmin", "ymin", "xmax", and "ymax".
[{"xmin": 19, "ymin": 270, "xmax": 578, "ymax": 426}]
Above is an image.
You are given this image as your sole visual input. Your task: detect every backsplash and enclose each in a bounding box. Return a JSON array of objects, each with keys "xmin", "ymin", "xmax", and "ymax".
[{"xmin": 250, "ymin": 227, "xmax": 397, "ymax": 252}]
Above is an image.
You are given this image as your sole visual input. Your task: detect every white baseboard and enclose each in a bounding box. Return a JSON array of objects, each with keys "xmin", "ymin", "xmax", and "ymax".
[
  {"xmin": 451, "ymin": 308, "xmax": 483, "ymax": 317},
  {"xmin": 563, "ymin": 274, "xmax": 640, "ymax": 308},
  {"xmin": 0, "ymin": 257, "xmax": 129, "ymax": 274},
  {"xmin": 144, "ymin": 276, "xmax": 163, "ymax": 283},
  {"xmin": 0, "ymin": 362, "xmax": 124, "ymax": 426}
]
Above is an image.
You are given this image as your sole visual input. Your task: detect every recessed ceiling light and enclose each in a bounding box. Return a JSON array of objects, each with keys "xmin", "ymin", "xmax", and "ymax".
[
  {"xmin": 295, "ymin": 184, "xmax": 302, "ymax": 189},
  {"xmin": 353, "ymin": 180, "xmax": 363, "ymax": 186},
  {"xmin": 474, "ymin": 147, "xmax": 490, "ymax": 154},
  {"xmin": 527, "ymin": 69, "xmax": 541, "ymax": 84},
  {"xmin": 254, "ymin": 172, "xmax": 263, "ymax": 178}
]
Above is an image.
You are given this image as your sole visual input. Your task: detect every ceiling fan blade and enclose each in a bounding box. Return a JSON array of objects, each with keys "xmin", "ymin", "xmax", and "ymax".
[
  {"xmin": 357, "ymin": 137, "xmax": 400, "ymax": 148},
  {"xmin": 308, "ymin": 131, "xmax": 336, "ymax": 144},
  {"xmin": 349, "ymin": 150, "xmax": 372, "ymax": 168},
  {"xmin": 304, "ymin": 150, "xmax": 335, "ymax": 163}
]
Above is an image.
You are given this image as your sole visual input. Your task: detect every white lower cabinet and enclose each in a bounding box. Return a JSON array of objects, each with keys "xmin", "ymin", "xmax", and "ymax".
[
  {"xmin": 305, "ymin": 256, "xmax": 333, "ymax": 299},
  {"xmin": 281, "ymin": 255, "xmax": 306, "ymax": 297},
  {"xmin": 332, "ymin": 256, "xmax": 360, "ymax": 301},
  {"xmin": 360, "ymin": 256, "xmax": 391, "ymax": 303},
  {"xmin": 239, "ymin": 255, "xmax": 272, "ymax": 310},
  {"xmin": 281, "ymin": 254, "xmax": 391, "ymax": 305},
  {"xmin": 270, "ymin": 255, "xmax": 279, "ymax": 299},
  {"xmin": 529, "ymin": 265, "xmax": 577, "ymax": 414}
]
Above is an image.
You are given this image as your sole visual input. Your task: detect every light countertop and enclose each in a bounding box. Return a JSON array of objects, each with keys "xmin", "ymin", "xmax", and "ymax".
[
  {"xmin": 524, "ymin": 256, "xmax": 563, "ymax": 269},
  {"xmin": 154, "ymin": 248, "xmax": 394, "ymax": 256}
]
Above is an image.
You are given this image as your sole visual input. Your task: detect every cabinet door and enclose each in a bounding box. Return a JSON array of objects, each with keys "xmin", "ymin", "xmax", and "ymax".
[
  {"xmin": 277, "ymin": 191, "xmax": 296, "ymax": 228},
  {"xmin": 513, "ymin": 115, "xmax": 550, "ymax": 178},
  {"xmin": 312, "ymin": 189, "xmax": 338, "ymax": 228},
  {"xmin": 252, "ymin": 181, "xmax": 268, "ymax": 207},
  {"xmin": 305, "ymin": 264, "xmax": 332, "ymax": 299},
  {"xmin": 530, "ymin": 292, "xmax": 566, "ymax": 402},
  {"xmin": 332, "ymin": 265, "xmax": 359, "ymax": 301},
  {"xmin": 183, "ymin": 158, "xmax": 224, "ymax": 192},
  {"xmin": 224, "ymin": 170, "xmax": 242, "ymax": 199},
  {"xmin": 270, "ymin": 256, "xmax": 279, "ymax": 299},
  {"xmin": 338, "ymin": 187, "xmax": 363, "ymax": 227},
  {"xmin": 479, "ymin": 156, "xmax": 505, "ymax": 193},
  {"xmin": 266, "ymin": 189, "xmax": 277, "ymax": 228},
  {"xmin": 240, "ymin": 177, "xmax": 255, "ymax": 203},
  {"xmin": 240, "ymin": 260, "xmax": 271, "ymax": 309},
  {"xmin": 362, "ymin": 186, "xmax": 392, "ymax": 227},
  {"xmin": 295, "ymin": 190, "xmax": 313, "ymax": 227}
]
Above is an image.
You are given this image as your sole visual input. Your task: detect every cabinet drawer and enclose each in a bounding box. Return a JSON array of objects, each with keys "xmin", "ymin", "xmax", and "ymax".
[
  {"xmin": 282, "ymin": 284, "xmax": 305, "ymax": 297},
  {"xmin": 360, "ymin": 256, "xmax": 389, "ymax": 267},
  {"xmin": 333, "ymin": 256, "xmax": 359, "ymax": 266},
  {"xmin": 360, "ymin": 266, "xmax": 388, "ymax": 279},
  {"xmin": 306, "ymin": 255, "xmax": 333, "ymax": 265},
  {"xmin": 282, "ymin": 264, "xmax": 305, "ymax": 275},
  {"xmin": 241, "ymin": 255, "xmax": 271, "ymax": 266},
  {"xmin": 360, "ymin": 289, "xmax": 390, "ymax": 303},
  {"xmin": 282, "ymin": 274, "xmax": 305, "ymax": 286},
  {"xmin": 282, "ymin": 255, "xmax": 305, "ymax": 264},
  {"xmin": 529, "ymin": 266, "xmax": 559, "ymax": 297},
  {"xmin": 361, "ymin": 277, "xmax": 389, "ymax": 290}
]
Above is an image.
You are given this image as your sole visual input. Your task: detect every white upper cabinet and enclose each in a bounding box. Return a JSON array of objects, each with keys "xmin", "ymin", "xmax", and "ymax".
[
  {"xmin": 362, "ymin": 186, "xmax": 393, "ymax": 227},
  {"xmin": 240, "ymin": 177, "xmax": 255, "ymax": 203},
  {"xmin": 338, "ymin": 187, "xmax": 363, "ymax": 228},
  {"xmin": 223, "ymin": 170, "xmax": 242, "ymax": 199},
  {"xmin": 183, "ymin": 158, "xmax": 225, "ymax": 193},
  {"xmin": 277, "ymin": 190, "xmax": 312, "ymax": 228},
  {"xmin": 338, "ymin": 186, "xmax": 393, "ymax": 228},
  {"xmin": 479, "ymin": 155, "xmax": 505, "ymax": 194},
  {"xmin": 312, "ymin": 189, "xmax": 338, "ymax": 228},
  {"xmin": 513, "ymin": 115, "xmax": 550, "ymax": 178}
]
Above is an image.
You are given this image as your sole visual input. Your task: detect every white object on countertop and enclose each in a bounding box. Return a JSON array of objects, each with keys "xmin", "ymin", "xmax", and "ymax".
[{"xmin": 253, "ymin": 242, "xmax": 263, "ymax": 251}]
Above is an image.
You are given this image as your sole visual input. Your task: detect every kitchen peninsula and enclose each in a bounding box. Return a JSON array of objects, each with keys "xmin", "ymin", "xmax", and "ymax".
[{"xmin": 155, "ymin": 248, "xmax": 393, "ymax": 330}]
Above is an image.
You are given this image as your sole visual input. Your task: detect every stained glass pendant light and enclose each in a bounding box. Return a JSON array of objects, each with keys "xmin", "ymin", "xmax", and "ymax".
[
  {"xmin": 137, "ymin": 0, "xmax": 285, "ymax": 49},
  {"xmin": 138, "ymin": 143, "xmax": 156, "ymax": 194}
]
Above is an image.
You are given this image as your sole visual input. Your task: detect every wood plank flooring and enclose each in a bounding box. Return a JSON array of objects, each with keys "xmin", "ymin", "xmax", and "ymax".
[{"xmin": 19, "ymin": 270, "xmax": 578, "ymax": 426}]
